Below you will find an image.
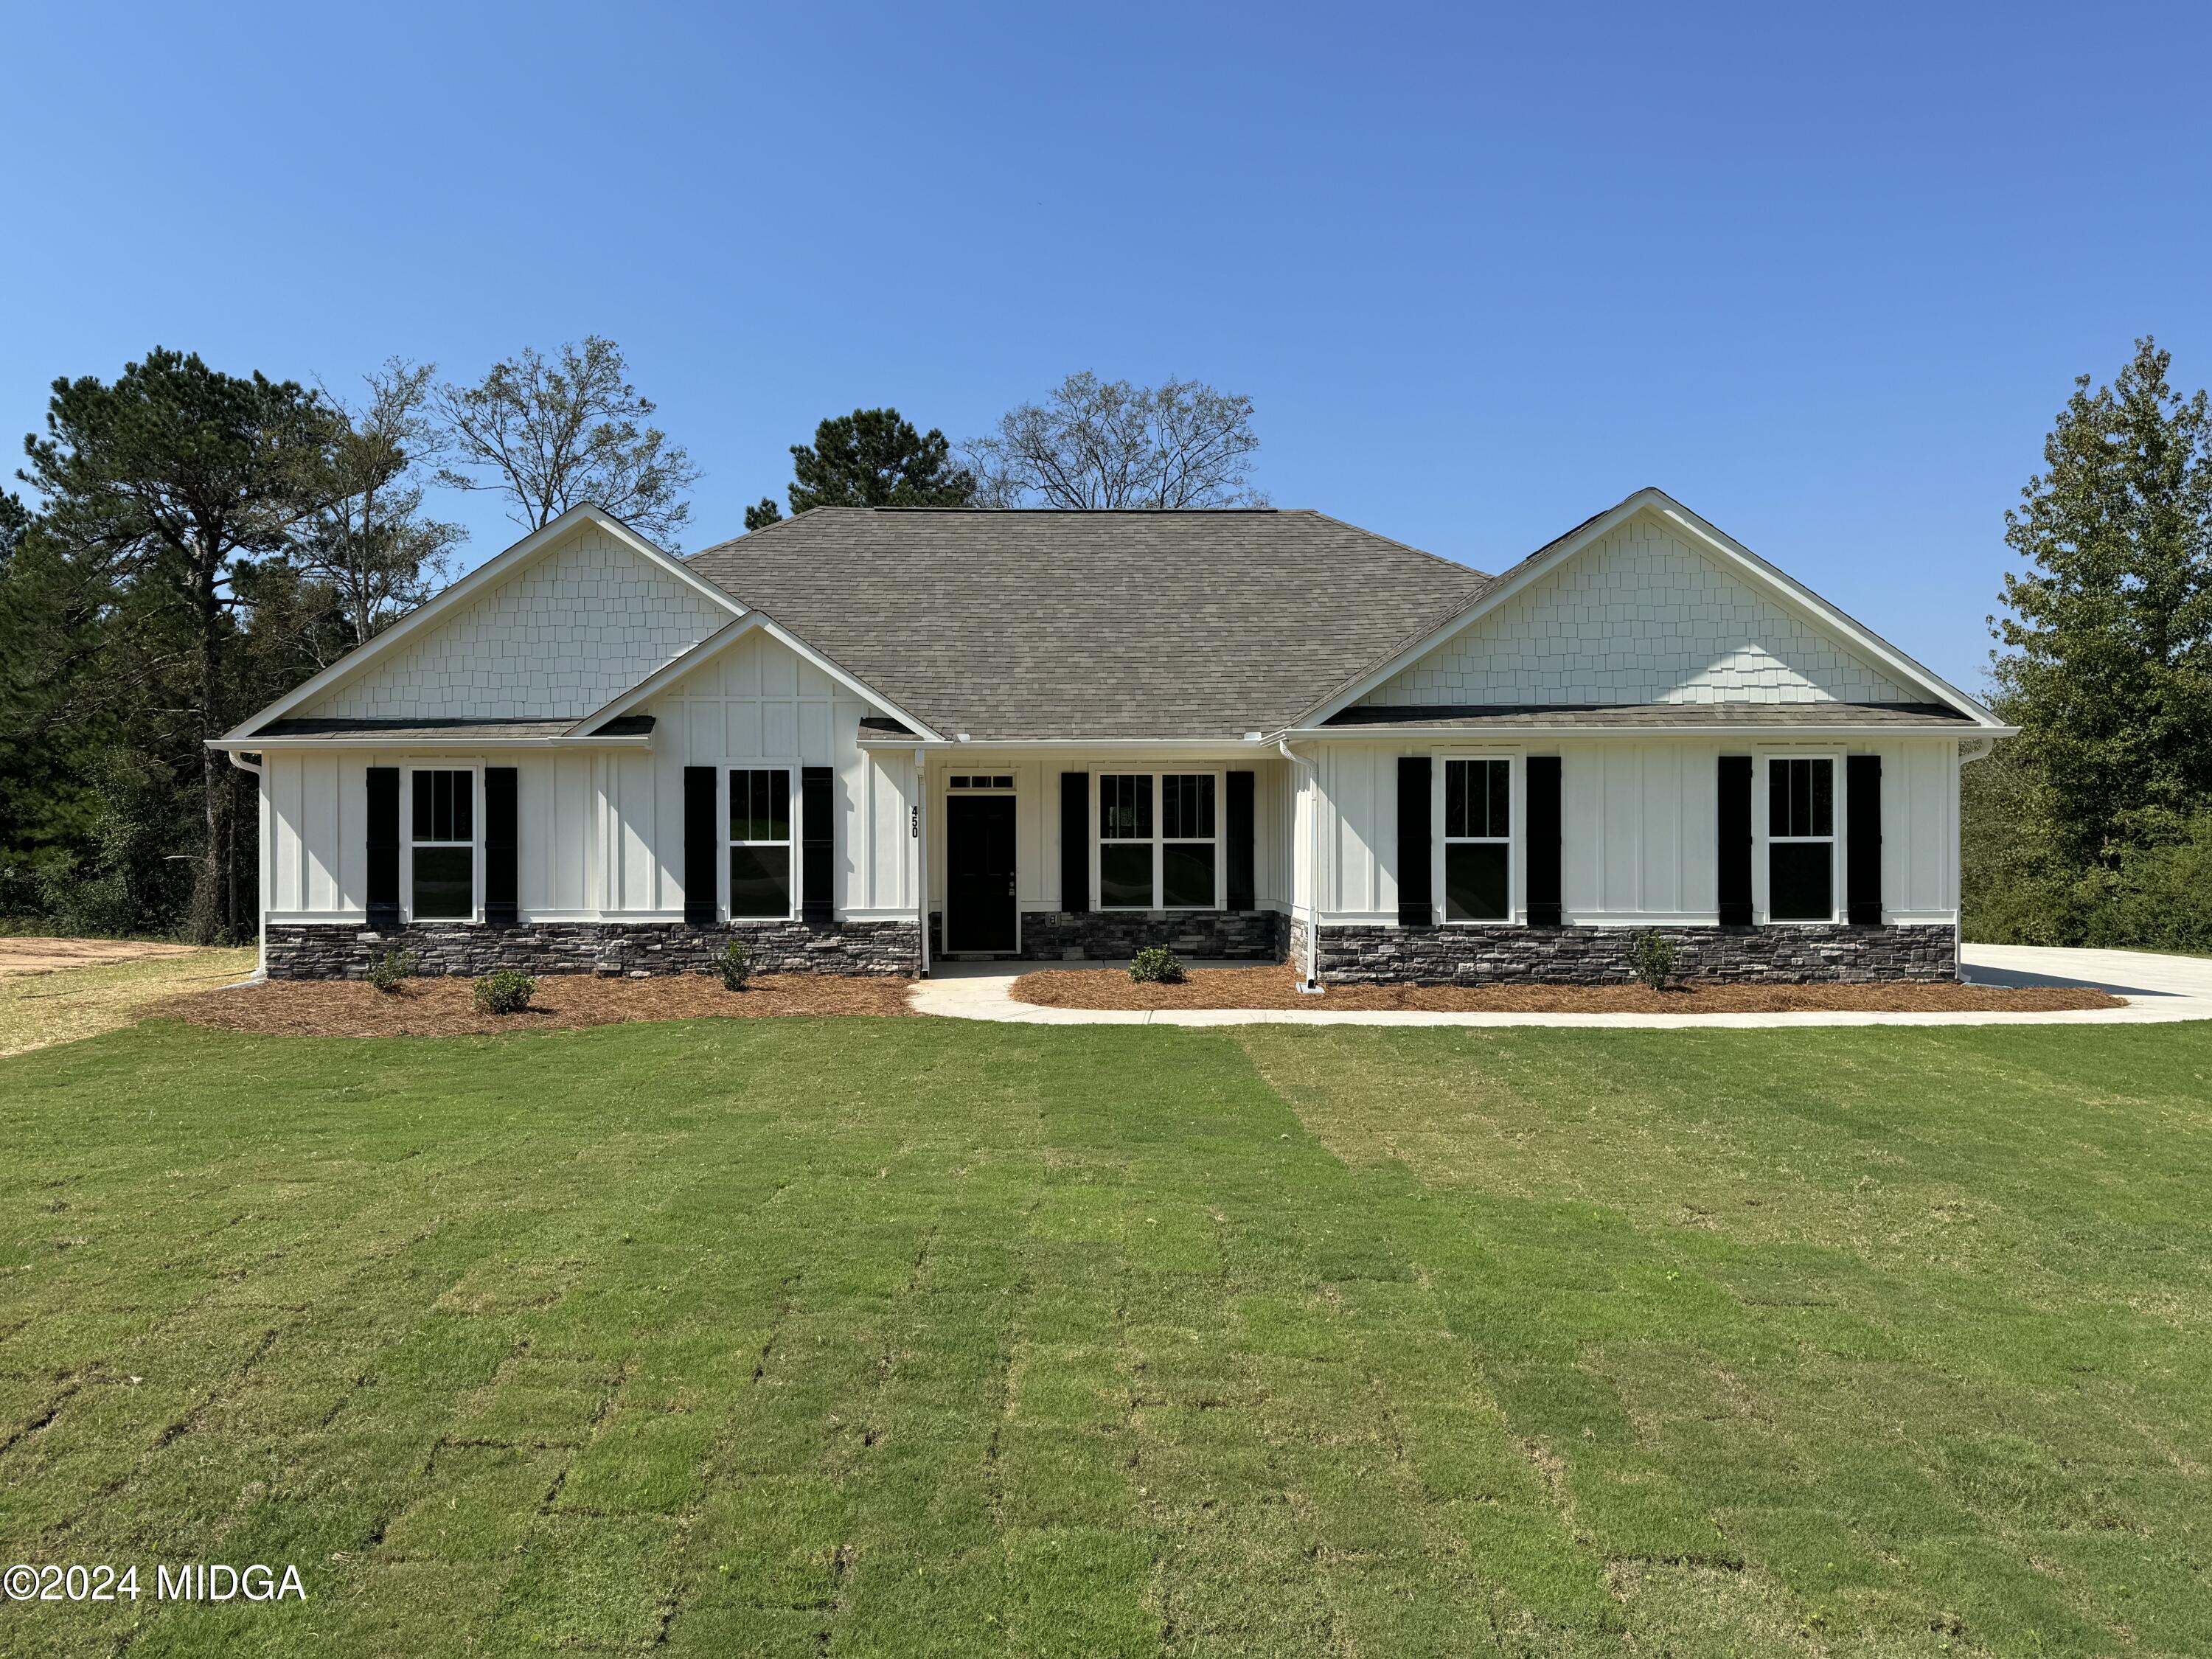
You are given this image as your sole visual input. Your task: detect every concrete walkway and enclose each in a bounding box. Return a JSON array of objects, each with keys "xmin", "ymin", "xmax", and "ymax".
[{"xmin": 907, "ymin": 945, "xmax": 2212, "ymax": 1029}]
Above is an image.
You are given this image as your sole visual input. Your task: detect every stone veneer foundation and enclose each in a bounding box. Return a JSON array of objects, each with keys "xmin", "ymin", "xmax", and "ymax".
[
  {"xmin": 1298, "ymin": 920, "xmax": 1956, "ymax": 985},
  {"xmin": 264, "ymin": 919, "xmax": 918, "ymax": 980},
  {"xmin": 927, "ymin": 909, "xmax": 1290, "ymax": 962}
]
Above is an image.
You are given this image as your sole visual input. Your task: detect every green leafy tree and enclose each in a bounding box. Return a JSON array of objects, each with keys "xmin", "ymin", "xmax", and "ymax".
[
  {"xmin": 19, "ymin": 348, "xmax": 349, "ymax": 940},
  {"xmin": 754, "ymin": 408, "xmax": 975, "ymax": 526},
  {"xmin": 1992, "ymin": 336, "xmax": 2212, "ymax": 869},
  {"xmin": 0, "ymin": 489, "xmax": 28, "ymax": 573}
]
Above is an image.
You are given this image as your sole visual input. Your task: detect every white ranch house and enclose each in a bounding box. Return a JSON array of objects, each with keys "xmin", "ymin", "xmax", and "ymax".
[{"xmin": 212, "ymin": 490, "xmax": 2009, "ymax": 985}]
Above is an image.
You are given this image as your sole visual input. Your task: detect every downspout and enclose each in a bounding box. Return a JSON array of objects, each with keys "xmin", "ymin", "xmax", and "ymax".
[
  {"xmin": 913, "ymin": 747, "xmax": 931, "ymax": 980},
  {"xmin": 1954, "ymin": 736, "xmax": 1997, "ymax": 984},
  {"xmin": 224, "ymin": 749, "xmax": 268, "ymax": 982},
  {"xmin": 1277, "ymin": 739, "xmax": 1324, "ymax": 993}
]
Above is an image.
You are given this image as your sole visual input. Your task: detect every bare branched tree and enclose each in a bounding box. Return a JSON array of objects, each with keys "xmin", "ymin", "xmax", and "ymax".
[
  {"xmin": 298, "ymin": 359, "xmax": 466, "ymax": 655},
  {"xmin": 964, "ymin": 372, "xmax": 1265, "ymax": 509},
  {"xmin": 431, "ymin": 336, "xmax": 702, "ymax": 545}
]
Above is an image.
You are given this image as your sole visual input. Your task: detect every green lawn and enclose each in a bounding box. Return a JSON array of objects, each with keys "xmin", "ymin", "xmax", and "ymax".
[{"xmin": 2, "ymin": 1017, "xmax": 2209, "ymax": 1657}]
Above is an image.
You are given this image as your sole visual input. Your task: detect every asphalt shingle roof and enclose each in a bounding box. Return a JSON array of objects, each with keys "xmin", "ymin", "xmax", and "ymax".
[{"xmin": 684, "ymin": 509, "xmax": 1492, "ymax": 741}]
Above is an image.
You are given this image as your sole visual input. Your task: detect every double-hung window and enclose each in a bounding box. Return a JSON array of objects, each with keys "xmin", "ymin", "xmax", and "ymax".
[
  {"xmin": 410, "ymin": 769, "xmax": 475, "ymax": 919},
  {"xmin": 1098, "ymin": 772, "xmax": 1219, "ymax": 909},
  {"xmin": 1767, "ymin": 757, "xmax": 1835, "ymax": 920},
  {"xmin": 1443, "ymin": 758, "xmax": 1511, "ymax": 920},
  {"xmin": 729, "ymin": 768, "xmax": 793, "ymax": 918}
]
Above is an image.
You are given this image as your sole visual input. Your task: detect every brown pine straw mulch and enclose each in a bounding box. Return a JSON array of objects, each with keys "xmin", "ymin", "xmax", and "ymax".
[
  {"xmin": 151, "ymin": 972, "xmax": 912, "ymax": 1037},
  {"xmin": 1010, "ymin": 962, "xmax": 2122, "ymax": 1015}
]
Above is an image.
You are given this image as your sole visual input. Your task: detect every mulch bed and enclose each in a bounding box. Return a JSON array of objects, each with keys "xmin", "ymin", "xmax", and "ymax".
[
  {"xmin": 151, "ymin": 972, "xmax": 912, "ymax": 1037},
  {"xmin": 1010, "ymin": 962, "xmax": 2122, "ymax": 1015}
]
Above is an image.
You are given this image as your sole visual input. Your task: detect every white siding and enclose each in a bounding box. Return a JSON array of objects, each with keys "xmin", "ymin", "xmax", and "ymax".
[
  {"xmin": 1360, "ymin": 511, "xmax": 1911, "ymax": 708},
  {"xmin": 307, "ymin": 523, "xmax": 731, "ymax": 721},
  {"xmin": 1304, "ymin": 734, "xmax": 1961, "ymax": 928}
]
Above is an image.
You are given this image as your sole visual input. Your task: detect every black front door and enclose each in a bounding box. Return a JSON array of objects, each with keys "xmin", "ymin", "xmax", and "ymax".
[{"xmin": 946, "ymin": 795, "xmax": 1018, "ymax": 953}]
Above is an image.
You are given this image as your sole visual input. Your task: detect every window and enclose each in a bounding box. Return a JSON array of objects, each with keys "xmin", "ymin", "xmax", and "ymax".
[
  {"xmin": 729, "ymin": 768, "xmax": 793, "ymax": 918},
  {"xmin": 949, "ymin": 775, "xmax": 1014, "ymax": 790},
  {"xmin": 410, "ymin": 769, "xmax": 474, "ymax": 919},
  {"xmin": 1097, "ymin": 772, "xmax": 1219, "ymax": 909},
  {"xmin": 1443, "ymin": 758, "xmax": 1511, "ymax": 920},
  {"xmin": 1767, "ymin": 757, "xmax": 1834, "ymax": 920}
]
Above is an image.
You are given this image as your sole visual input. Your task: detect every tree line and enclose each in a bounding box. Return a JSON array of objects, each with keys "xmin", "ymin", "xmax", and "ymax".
[{"xmin": 0, "ymin": 342, "xmax": 1263, "ymax": 943}]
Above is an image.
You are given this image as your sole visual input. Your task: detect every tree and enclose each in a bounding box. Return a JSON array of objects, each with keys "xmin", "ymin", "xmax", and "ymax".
[
  {"xmin": 0, "ymin": 489, "xmax": 27, "ymax": 574},
  {"xmin": 19, "ymin": 348, "xmax": 348, "ymax": 940},
  {"xmin": 773, "ymin": 407, "xmax": 977, "ymax": 520},
  {"xmin": 297, "ymin": 359, "xmax": 465, "ymax": 654},
  {"xmin": 1992, "ymin": 336, "xmax": 2212, "ymax": 869},
  {"xmin": 433, "ymin": 336, "xmax": 701, "ymax": 546},
  {"xmin": 964, "ymin": 372, "xmax": 1265, "ymax": 509}
]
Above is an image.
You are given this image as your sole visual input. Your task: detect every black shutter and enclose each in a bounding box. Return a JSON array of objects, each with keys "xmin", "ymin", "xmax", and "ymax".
[
  {"xmin": 1717, "ymin": 755, "xmax": 1753, "ymax": 926},
  {"xmin": 366, "ymin": 766, "xmax": 400, "ymax": 931},
  {"xmin": 484, "ymin": 767, "xmax": 519, "ymax": 925},
  {"xmin": 1526, "ymin": 756, "xmax": 1562, "ymax": 927},
  {"xmin": 684, "ymin": 766, "xmax": 717, "ymax": 925},
  {"xmin": 1060, "ymin": 772, "xmax": 1089, "ymax": 913},
  {"xmin": 1225, "ymin": 771, "xmax": 1256, "ymax": 910},
  {"xmin": 1847, "ymin": 754, "xmax": 1882, "ymax": 925},
  {"xmin": 1397, "ymin": 756, "xmax": 1433, "ymax": 927},
  {"xmin": 801, "ymin": 766, "xmax": 835, "ymax": 924}
]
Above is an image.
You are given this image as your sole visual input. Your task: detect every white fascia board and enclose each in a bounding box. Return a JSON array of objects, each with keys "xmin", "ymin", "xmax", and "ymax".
[
  {"xmin": 204, "ymin": 735, "xmax": 654, "ymax": 752},
  {"xmin": 855, "ymin": 737, "xmax": 1271, "ymax": 754},
  {"xmin": 1276, "ymin": 723, "xmax": 2017, "ymax": 741},
  {"xmin": 572, "ymin": 611, "xmax": 947, "ymax": 742},
  {"xmin": 218, "ymin": 504, "xmax": 742, "ymax": 741},
  {"xmin": 1295, "ymin": 489, "xmax": 2005, "ymax": 730}
]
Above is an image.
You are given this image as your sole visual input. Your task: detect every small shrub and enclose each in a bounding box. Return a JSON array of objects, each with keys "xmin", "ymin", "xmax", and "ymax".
[
  {"xmin": 1627, "ymin": 930, "xmax": 1676, "ymax": 992},
  {"xmin": 717, "ymin": 938, "xmax": 754, "ymax": 992},
  {"xmin": 1129, "ymin": 945, "xmax": 1186, "ymax": 984},
  {"xmin": 366, "ymin": 949, "xmax": 420, "ymax": 995},
  {"xmin": 473, "ymin": 970, "xmax": 536, "ymax": 1015}
]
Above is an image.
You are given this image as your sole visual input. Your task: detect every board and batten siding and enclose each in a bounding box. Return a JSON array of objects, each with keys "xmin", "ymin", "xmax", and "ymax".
[
  {"xmin": 261, "ymin": 628, "xmax": 918, "ymax": 923},
  {"xmin": 1302, "ymin": 734, "xmax": 1960, "ymax": 925}
]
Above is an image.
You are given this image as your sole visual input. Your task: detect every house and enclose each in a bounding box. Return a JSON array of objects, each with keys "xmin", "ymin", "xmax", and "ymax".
[{"xmin": 210, "ymin": 489, "xmax": 2011, "ymax": 985}]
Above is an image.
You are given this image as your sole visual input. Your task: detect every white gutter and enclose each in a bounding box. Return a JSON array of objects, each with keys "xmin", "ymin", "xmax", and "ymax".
[
  {"xmin": 913, "ymin": 747, "xmax": 931, "ymax": 980},
  {"xmin": 1277, "ymin": 723, "xmax": 2020, "ymax": 741},
  {"xmin": 224, "ymin": 749, "xmax": 270, "ymax": 981},
  {"xmin": 1276, "ymin": 739, "xmax": 1324, "ymax": 993},
  {"xmin": 205, "ymin": 736, "xmax": 653, "ymax": 751}
]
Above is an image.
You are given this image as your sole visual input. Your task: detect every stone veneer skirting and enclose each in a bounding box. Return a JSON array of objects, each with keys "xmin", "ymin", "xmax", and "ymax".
[
  {"xmin": 1303, "ymin": 920, "xmax": 1956, "ymax": 985},
  {"xmin": 928, "ymin": 909, "xmax": 1290, "ymax": 962},
  {"xmin": 263, "ymin": 919, "xmax": 919, "ymax": 980}
]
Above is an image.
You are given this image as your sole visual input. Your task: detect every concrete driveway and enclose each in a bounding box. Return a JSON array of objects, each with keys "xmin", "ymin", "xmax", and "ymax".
[{"xmin": 908, "ymin": 945, "xmax": 2212, "ymax": 1029}]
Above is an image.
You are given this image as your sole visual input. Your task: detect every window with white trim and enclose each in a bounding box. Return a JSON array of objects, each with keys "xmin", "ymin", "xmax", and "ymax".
[
  {"xmin": 1098, "ymin": 772, "xmax": 1219, "ymax": 909},
  {"xmin": 411, "ymin": 769, "xmax": 475, "ymax": 919},
  {"xmin": 1767, "ymin": 757, "xmax": 1834, "ymax": 920},
  {"xmin": 728, "ymin": 768, "xmax": 793, "ymax": 918},
  {"xmin": 1443, "ymin": 758, "xmax": 1510, "ymax": 920}
]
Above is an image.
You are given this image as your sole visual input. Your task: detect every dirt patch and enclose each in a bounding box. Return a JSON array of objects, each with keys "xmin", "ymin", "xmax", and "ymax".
[
  {"xmin": 0, "ymin": 936, "xmax": 209, "ymax": 977},
  {"xmin": 1009, "ymin": 962, "xmax": 2122, "ymax": 1015},
  {"xmin": 152, "ymin": 972, "xmax": 913, "ymax": 1037}
]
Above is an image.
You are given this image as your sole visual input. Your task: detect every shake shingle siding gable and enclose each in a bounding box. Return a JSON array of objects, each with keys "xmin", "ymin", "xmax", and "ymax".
[{"xmin": 683, "ymin": 509, "xmax": 1489, "ymax": 742}]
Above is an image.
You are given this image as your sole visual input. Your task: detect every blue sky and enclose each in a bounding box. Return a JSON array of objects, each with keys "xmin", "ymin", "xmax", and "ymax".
[{"xmin": 7, "ymin": 1, "xmax": 2208, "ymax": 692}]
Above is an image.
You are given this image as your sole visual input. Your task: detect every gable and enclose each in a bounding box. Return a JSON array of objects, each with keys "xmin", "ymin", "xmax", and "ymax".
[
  {"xmin": 1357, "ymin": 510, "xmax": 1913, "ymax": 709},
  {"xmin": 302, "ymin": 521, "xmax": 734, "ymax": 722},
  {"xmin": 647, "ymin": 628, "xmax": 867, "ymax": 765}
]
